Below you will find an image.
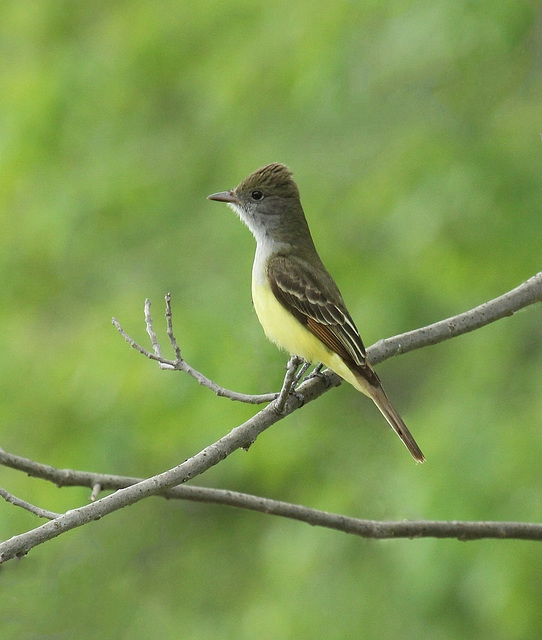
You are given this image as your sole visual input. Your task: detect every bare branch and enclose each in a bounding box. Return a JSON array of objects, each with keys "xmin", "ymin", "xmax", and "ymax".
[
  {"xmin": 112, "ymin": 301, "xmax": 277, "ymax": 405},
  {"xmin": 144, "ymin": 297, "xmax": 166, "ymax": 361},
  {"xmin": 369, "ymin": 271, "xmax": 542, "ymax": 365},
  {"xmin": 1, "ymin": 452, "xmax": 542, "ymax": 542},
  {"xmin": 0, "ymin": 487, "xmax": 61, "ymax": 520},
  {"xmin": 0, "ymin": 383, "xmax": 310, "ymax": 564},
  {"xmin": 1, "ymin": 273, "xmax": 541, "ymax": 563},
  {"xmin": 164, "ymin": 292, "xmax": 182, "ymax": 361},
  {"xmin": 112, "ymin": 316, "xmax": 173, "ymax": 365}
]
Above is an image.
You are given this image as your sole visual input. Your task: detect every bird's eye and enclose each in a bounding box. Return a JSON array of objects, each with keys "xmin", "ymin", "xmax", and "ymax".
[{"xmin": 251, "ymin": 190, "xmax": 264, "ymax": 201}]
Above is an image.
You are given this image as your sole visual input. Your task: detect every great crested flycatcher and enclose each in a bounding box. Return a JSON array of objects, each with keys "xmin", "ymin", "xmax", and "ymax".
[{"xmin": 208, "ymin": 163, "xmax": 424, "ymax": 462}]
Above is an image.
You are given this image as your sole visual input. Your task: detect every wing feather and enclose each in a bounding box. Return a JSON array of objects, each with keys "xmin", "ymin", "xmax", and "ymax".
[{"xmin": 267, "ymin": 254, "xmax": 367, "ymax": 367}]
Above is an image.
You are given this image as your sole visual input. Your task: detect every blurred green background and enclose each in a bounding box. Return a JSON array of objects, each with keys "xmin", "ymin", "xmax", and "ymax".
[{"xmin": 1, "ymin": 1, "xmax": 541, "ymax": 638}]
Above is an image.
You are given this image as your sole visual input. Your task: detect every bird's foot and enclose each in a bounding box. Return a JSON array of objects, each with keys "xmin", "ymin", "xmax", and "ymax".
[
  {"xmin": 292, "ymin": 360, "xmax": 312, "ymax": 388},
  {"xmin": 304, "ymin": 363, "xmax": 324, "ymax": 381}
]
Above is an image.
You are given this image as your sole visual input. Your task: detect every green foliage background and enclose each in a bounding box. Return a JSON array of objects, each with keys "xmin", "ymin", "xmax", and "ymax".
[{"xmin": 1, "ymin": 1, "xmax": 541, "ymax": 638}]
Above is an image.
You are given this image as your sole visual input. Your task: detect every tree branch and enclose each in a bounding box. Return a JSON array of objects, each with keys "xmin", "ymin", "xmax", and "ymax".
[
  {"xmin": 370, "ymin": 271, "xmax": 542, "ymax": 364},
  {"xmin": 0, "ymin": 487, "xmax": 61, "ymax": 520},
  {"xmin": 1, "ymin": 451, "xmax": 542, "ymax": 542},
  {"xmin": 1, "ymin": 272, "xmax": 541, "ymax": 563},
  {"xmin": 112, "ymin": 295, "xmax": 277, "ymax": 404}
]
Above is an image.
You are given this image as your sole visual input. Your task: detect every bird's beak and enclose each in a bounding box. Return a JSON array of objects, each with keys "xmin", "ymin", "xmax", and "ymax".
[{"xmin": 207, "ymin": 190, "xmax": 239, "ymax": 204}]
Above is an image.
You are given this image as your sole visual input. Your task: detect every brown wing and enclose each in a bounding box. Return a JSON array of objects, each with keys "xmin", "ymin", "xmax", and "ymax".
[
  {"xmin": 267, "ymin": 253, "xmax": 367, "ymax": 368},
  {"xmin": 267, "ymin": 255, "xmax": 425, "ymax": 462}
]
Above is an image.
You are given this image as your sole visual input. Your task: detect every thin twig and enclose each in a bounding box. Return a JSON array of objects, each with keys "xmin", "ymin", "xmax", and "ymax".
[
  {"xmin": 144, "ymin": 298, "xmax": 165, "ymax": 360},
  {"xmin": 90, "ymin": 483, "xmax": 102, "ymax": 502},
  {"xmin": 112, "ymin": 315, "xmax": 276, "ymax": 404},
  {"xmin": 112, "ymin": 317, "xmax": 175, "ymax": 365},
  {"xmin": 0, "ymin": 487, "xmax": 61, "ymax": 520},
  {"xmin": 164, "ymin": 293, "xmax": 182, "ymax": 361}
]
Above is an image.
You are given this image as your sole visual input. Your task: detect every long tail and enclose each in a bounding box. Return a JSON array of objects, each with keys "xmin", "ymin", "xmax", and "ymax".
[{"xmin": 352, "ymin": 368, "xmax": 425, "ymax": 463}]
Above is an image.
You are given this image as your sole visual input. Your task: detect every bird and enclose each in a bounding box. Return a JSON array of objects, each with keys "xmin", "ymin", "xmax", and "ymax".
[{"xmin": 208, "ymin": 163, "xmax": 424, "ymax": 462}]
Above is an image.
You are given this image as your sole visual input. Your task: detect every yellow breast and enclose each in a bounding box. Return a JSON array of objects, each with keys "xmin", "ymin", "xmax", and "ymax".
[{"xmin": 251, "ymin": 280, "xmax": 361, "ymax": 391}]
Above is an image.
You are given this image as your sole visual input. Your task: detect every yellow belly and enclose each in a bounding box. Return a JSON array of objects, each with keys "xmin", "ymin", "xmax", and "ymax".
[{"xmin": 251, "ymin": 281, "xmax": 362, "ymax": 392}]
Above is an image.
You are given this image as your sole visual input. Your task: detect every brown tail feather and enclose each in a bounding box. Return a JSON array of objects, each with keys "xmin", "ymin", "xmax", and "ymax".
[{"xmin": 353, "ymin": 370, "xmax": 425, "ymax": 463}]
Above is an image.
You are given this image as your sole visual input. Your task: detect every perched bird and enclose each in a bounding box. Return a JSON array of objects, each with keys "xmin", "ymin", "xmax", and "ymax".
[{"xmin": 208, "ymin": 163, "xmax": 424, "ymax": 462}]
